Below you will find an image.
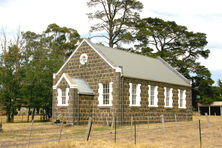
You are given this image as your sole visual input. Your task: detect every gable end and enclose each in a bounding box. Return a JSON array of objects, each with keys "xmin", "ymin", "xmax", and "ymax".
[{"xmin": 55, "ymin": 39, "xmax": 121, "ymax": 78}]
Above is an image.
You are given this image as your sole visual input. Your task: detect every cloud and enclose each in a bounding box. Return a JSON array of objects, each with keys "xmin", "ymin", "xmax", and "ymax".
[
  {"xmin": 199, "ymin": 48, "xmax": 222, "ymax": 71},
  {"xmin": 0, "ymin": 0, "xmax": 9, "ymax": 7},
  {"xmin": 0, "ymin": 0, "xmax": 92, "ymax": 34},
  {"xmin": 0, "ymin": 0, "xmax": 221, "ymax": 81}
]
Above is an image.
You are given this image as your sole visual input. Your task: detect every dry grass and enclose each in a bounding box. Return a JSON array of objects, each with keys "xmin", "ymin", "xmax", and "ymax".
[
  {"xmin": 0, "ymin": 114, "xmax": 41, "ymax": 123},
  {"xmin": 31, "ymin": 140, "xmax": 172, "ymax": 148},
  {"xmin": 0, "ymin": 115, "xmax": 222, "ymax": 148}
]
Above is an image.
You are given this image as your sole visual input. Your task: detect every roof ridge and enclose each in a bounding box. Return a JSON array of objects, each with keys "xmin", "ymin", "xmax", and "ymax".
[
  {"xmin": 157, "ymin": 57, "xmax": 191, "ymax": 85},
  {"xmin": 91, "ymin": 41, "xmax": 158, "ymax": 61}
]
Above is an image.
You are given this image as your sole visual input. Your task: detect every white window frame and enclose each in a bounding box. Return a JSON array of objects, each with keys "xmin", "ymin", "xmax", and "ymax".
[
  {"xmin": 129, "ymin": 83, "xmax": 141, "ymax": 106},
  {"xmin": 148, "ymin": 85, "xmax": 158, "ymax": 107},
  {"xmin": 164, "ymin": 87, "xmax": 173, "ymax": 108},
  {"xmin": 178, "ymin": 89, "xmax": 186, "ymax": 109},
  {"xmin": 57, "ymin": 88, "xmax": 69, "ymax": 106},
  {"xmin": 98, "ymin": 82, "xmax": 113, "ymax": 106}
]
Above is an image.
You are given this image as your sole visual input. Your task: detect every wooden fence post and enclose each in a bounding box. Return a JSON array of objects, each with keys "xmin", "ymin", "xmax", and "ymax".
[
  {"xmin": 28, "ymin": 119, "xmax": 34, "ymax": 148},
  {"xmin": 160, "ymin": 115, "xmax": 165, "ymax": 132},
  {"xmin": 147, "ymin": 116, "xmax": 149, "ymax": 129},
  {"xmin": 0, "ymin": 114, "xmax": 2, "ymax": 132},
  {"xmin": 114, "ymin": 116, "xmax": 116, "ymax": 143},
  {"xmin": 0, "ymin": 123, "xmax": 2, "ymax": 132},
  {"xmin": 199, "ymin": 120, "xmax": 202, "ymax": 148},
  {"xmin": 58, "ymin": 116, "xmax": 64, "ymax": 143},
  {"xmin": 205, "ymin": 113, "xmax": 210, "ymax": 128},
  {"xmin": 106, "ymin": 117, "xmax": 109, "ymax": 126},
  {"xmin": 131, "ymin": 116, "xmax": 133, "ymax": 126},
  {"xmin": 86, "ymin": 117, "xmax": 93, "ymax": 141},
  {"xmin": 175, "ymin": 114, "xmax": 178, "ymax": 130},
  {"xmin": 134, "ymin": 121, "xmax": 136, "ymax": 145}
]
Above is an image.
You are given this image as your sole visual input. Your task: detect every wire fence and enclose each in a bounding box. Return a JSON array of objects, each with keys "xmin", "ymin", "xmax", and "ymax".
[{"xmin": 0, "ymin": 114, "xmax": 222, "ymax": 148}]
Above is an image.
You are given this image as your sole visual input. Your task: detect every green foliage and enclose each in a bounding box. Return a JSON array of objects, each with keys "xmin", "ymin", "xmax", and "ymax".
[
  {"xmin": 0, "ymin": 44, "xmax": 24, "ymax": 122},
  {"xmin": 135, "ymin": 17, "xmax": 214, "ymax": 107},
  {"xmin": 0, "ymin": 24, "xmax": 80, "ymax": 122},
  {"xmin": 21, "ymin": 24, "xmax": 80, "ymax": 118},
  {"xmin": 87, "ymin": 0, "xmax": 143, "ymax": 47}
]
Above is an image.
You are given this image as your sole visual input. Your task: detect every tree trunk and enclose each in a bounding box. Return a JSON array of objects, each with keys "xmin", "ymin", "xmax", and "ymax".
[
  {"xmin": 11, "ymin": 108, "xmax": 14, "ymax": 123},
  {"xmin": 27, "ymin": 107, "xmax": 30, "ymax": 122},
  {"xmin": 6, "ymin": 111, "xmax": 11, "ymax": 123},
  {"xmin": 31, "ymin": 108, "xmax": 35, "ymax": 121}
]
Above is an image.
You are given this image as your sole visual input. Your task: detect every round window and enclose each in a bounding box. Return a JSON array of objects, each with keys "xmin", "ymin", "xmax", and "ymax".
[{"xmin": 80, "ymin": 53, "xmax": 88, "ymax": 65}]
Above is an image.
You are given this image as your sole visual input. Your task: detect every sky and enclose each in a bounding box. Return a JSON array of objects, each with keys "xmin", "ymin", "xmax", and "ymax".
[{"xmin": 0, "ymin": 0, "xmax": 222, "ymax": 84}]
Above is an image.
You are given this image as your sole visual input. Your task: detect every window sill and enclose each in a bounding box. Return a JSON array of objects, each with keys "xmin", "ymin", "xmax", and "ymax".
[
  {"xmin": 148, "ymin": 105, "xmax": 158, "ymax": 107},
  {"xmin": 57, "ymin": 104, "xmax": 69, "ymax": 107},
  {"xmin": 164, "ymin": 106, "xmax": 173, "ymax": 108},
  {"xmin": 178, "ymin": 107, "xmax": 186, "ymax": 109},
  {"xmin": 129, "ymin": 104, "xmax": 141, "ymax": 107},
  {"xmin": 98, "ymin": 104, "xmax": 112, "ymax": 107}
]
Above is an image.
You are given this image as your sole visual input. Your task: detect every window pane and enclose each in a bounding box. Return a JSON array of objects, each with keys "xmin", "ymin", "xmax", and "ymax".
[
  {"xmin": 103, "ymin": 84, "xmax": 109, "ymax": 105},
  {"xmin": 166, "ymin": 88, "xmax": 170, "ymax": 106},
  {"xmin": 62, "ymin": 89, "xmax": 66, "ymax": 104},
  {"xmin": 132, "ymin": 84, "xmax": 137, "ymax": 105},
  {"xmin": 180, "ymin": 90, "xmax": 184, "ymax": 107},
  {"xmin": 150, "ymin": 86, "xmax": 155, "ymax": 105}
]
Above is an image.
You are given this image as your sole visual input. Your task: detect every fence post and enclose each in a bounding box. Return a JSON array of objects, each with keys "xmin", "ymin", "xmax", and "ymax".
[
  {"xmin": 111, "ymin": 116, "xmax": 114, "ymax": 127},
  {"xmin": 106, "ymin": 117, "xmax": 109, "ymax": 126},
  {"xmin": 58, "ymin": 116, "xmax": 64, "ymax": 143},
  {"xmin": 0, "ymin": 114, "xmax": 2, "ymax": 132},
  {"xmin": 0, "ymin": 123, "xmax": 2, "ymax": 132},
  {"xmin": 175, "ymin": 114, "xmax": 178, "ymax": 130},
  {"xmin": 134, "ymin": 121, "xmax": 136, "ymax": 145},
  {"xmin": 114, "ymin": 116, "xmax": 116, "ymax": 143},
  {"xmin": 147, "ymin": 116, "xmax": 149, "ymax": 129},
  {"xmin": 86, "ymin": 117, "xmax": 93, "ymax": 141},
  {"xmin": 205, "ymin": 113, "xmax": 210, "ymax": 128},
  {"xmin": 28, "ymin": 119, "xmax": 34, "ymax": 148},
  {"xmin": 199, "ymin": 120, "xmax": 202, "ymax": 148},
  {"xmin": 131, "ymin": 116, "xmax": 133, "ymax": 126},
  {"xmin": 160, "ymin": 115, "xmax": 165, "ymax": 132}
]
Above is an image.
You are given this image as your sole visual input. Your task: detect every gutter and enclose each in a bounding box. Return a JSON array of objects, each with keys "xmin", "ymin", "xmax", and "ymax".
[
  {"xmin": 77, "ymin": 92, "xmax": 80, "ymax": 125},
  {"xmin": 119, "ymin": 66, "xmax": 124, "ymax": 126}
]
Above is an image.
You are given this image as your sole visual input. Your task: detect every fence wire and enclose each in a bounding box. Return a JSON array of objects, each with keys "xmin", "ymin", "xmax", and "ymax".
[{"xmin": 0, "ymin": 115, "xmax": 222, "ymax": 148}]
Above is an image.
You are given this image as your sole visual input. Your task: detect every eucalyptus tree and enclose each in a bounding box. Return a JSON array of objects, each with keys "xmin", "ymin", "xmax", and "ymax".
[
  {"xmin": 135, "ymin": 17, "xmax": 212, "ymax": 105},
  {"xmin": 87, "ymin": 0, "xmax": 143, "ymax": 47}
]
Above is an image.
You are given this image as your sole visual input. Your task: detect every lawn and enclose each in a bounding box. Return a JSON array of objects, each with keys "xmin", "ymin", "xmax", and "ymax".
[{"xmin": 0, "ymin": 115, "xmax": 222, "ymax": 148}]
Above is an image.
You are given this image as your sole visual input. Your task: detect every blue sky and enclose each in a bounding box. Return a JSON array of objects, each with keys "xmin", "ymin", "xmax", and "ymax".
[{"xmin": 0, "ymin": 0, "xmax": 222, "ymax": 84}]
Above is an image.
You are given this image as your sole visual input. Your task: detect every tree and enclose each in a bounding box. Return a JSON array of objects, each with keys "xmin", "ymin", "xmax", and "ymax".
[
  {"xmin": 135, "ymin": 17, "xmax": 212, "ymax": 106},
  {"xmin": 44, "ymin": 23, "xmax": 80, "ymax": 58},
  {"xmin": 87, "ymin": 0, "xmax": 143, "ymax": 47},
  {"xmin": 21, "ymin": 24, "xmax": 80, "ymax": 120},
  {"xmin": 0, "ymin": 30, "xmax": 24, "ymax": 122}
]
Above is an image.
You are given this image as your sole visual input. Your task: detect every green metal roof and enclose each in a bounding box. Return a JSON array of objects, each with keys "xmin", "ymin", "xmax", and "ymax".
[
  {"xmin": 71, "ymin": 77, "xmax": 94, "ymax": 95},
  {"xmin": 86, "ymin": 39, "xmax": 191, "ymax": 87}
]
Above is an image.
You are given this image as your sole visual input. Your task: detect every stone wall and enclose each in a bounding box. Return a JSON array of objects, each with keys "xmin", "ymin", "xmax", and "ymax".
[
  {"xmin": 52, "ymin": 41, "xmax": 192, "ymax": 125},
  {"xmin": 52, "ymin": 77, "xmax": 78, "ymax": 125},
  {"xmin": 52, "ymin": 42, "xmax": 120, "ymax": 124},
  {"xmin": 118, "ymin": 77, "xmax": 192, "ymax": 125}
]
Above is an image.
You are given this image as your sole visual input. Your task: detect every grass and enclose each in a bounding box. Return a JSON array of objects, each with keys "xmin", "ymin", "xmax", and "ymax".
[
  {"xmin": 0, "ymin": 115, "xmax": 222, "ymax": 148},
  {"xmin": 32, "ymin": 139, "xmax": 172, "ymax": 148}
]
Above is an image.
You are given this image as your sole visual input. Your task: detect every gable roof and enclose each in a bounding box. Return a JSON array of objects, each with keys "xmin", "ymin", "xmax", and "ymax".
[
  {"xmin": 53, "ymin": 73, "xmax": 77, "ymax": 89},
  {"xmin": 86, "ymin": 39, "xmax": 191, "ymax": 87},
  {"xmin": 55, "ymin": 39, "xmax": 191, "ymax": 87},
  {"xmin": 53, "ymin": 73, "xmax": 94, "ymax": 95},
  {"xmin": 71, "ymin": 78, "xmax": 94, "ymax": 95}
]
